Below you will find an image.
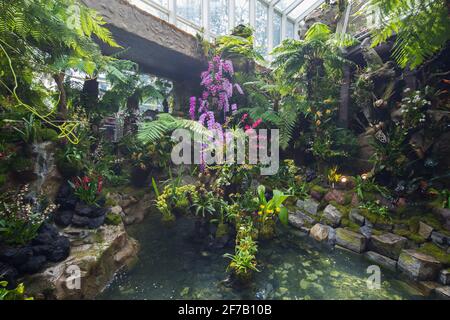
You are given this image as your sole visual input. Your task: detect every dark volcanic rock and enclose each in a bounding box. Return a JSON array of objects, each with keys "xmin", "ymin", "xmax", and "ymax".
[
  {"xmin": 47, "ymin": 237, "xmax": 70, "ymax": 262},
  {"xmin": 54, "ymin": 210, "xmax": 74, "ymax": 227},
  {"xmin": 71, "ymin": 214, "xmax": 90, "ymax": 228},
  {"xmin": 0, "ymin": 246, "xmax": 33, "ymax": 267},
  {"xmin": 88, "ymin": 215, "xmax": 106, "ymax": 229},
  {"xmin": 0, "ymin": 262, "xmax": 18, "ymax": 286},
  {"xmin": 18, "ymin": 255, "xmax": 47, "ymax": 274}
]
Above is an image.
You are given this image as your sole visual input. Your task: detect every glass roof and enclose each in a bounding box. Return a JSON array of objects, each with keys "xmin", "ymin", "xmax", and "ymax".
[{"xmin": 129, "ymin": 0, "xmax": 327, "ymax": 55}]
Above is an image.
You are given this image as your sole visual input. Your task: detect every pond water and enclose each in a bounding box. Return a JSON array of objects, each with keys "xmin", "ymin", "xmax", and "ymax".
[{"xmin": 100, "ymin": 212, "xmax": 428, "ymax": 300}]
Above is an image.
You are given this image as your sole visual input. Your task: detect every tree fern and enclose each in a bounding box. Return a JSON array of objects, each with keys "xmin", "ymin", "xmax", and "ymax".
[
  {"xmin": 138, "ymin": 113, "xmax": 212, "ymax": 145},
  {"xmin": 362, "ymin": 0, "xmax": 450, "ymax": 68}
]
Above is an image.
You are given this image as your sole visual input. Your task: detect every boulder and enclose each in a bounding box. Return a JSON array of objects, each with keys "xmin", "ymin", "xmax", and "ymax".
[
  {"xmin": 74, "ymin": 203, "xmax": 95, "ymax": 217},
  {"xmin": 335, "ymin": 228, "xmax": 367, "ymax": 253},
  {"xmin": 430, "ymin": 231, "xmax": 449, "ymax": 248},
  {"xmin": 71, "ymin": 214, "xmax": 90, "ymax": 228},
  {"xmin": 418, "ymin": 222, "xmax": 433, "ymax": 240},
  {"xmin": 398, "ymin": 249, "xmax": 442, "ymax": 281},
  {"xmin": 309, "ymin": 224, "xmax": 333, "ymax": 243},
  {"xmin": 369, "ymin": 233, "xmax": 407, "ymax": 260},
  {"xmin": 323, "ymin": 204, "xmax": 342, "ymax": 227},
  {"xmin": 54, "ymin": 210, "xmax": 74, "ymax": 228},
  {"xmin": 24, "ymin": 223, "xmax": 139, "ymax": 300},
  {"xmin": 359, "ymin": 225, "xmax": 373, "ymax": 239},
  {"xmin": 296, "ymin": 198, "xmax": 319, "ymax": 216},
  {"xmin": 324, "ymin": 189, "xmax": 348, "ymax": 205},
  {"xmin": 0, "ymin": 262, "xmax": 18, "ymax": 286},
  {"xmin": 0, "ymin": 246, "xmax": 33, "ymax": 267},
  {"xmin": 288, "ymin": 211, "xmax": 316, "ymax": 230},
  {"xmin": 435, "ymin": 286, "xmax": 450, "ymax": 300},
  {"xmin": 364, "ymin": 251, "xmax": 397, "ymax": 272},
  {"xmin": 87, "ymin": 215, "xmax": 106, "ymax": 229},
  {"xmin": 439, "ymin": 269, "xmax": 450, "ymax": 285},
  {"xmin": 19, "ymin": 255, "xmax": 47, "ymax": 274},
  {"xmin": 349, "ymin": 208, "xmax": 365, "ymax": 226},
  {"xmin": 109, "ymin": 205, "xmax": 123, "ymax": 215}
]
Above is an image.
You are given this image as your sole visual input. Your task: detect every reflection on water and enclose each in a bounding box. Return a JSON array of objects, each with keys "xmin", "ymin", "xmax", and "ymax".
[{"xmin": 99, "ymin": 212, "xmax": 427, "ymax": 300}]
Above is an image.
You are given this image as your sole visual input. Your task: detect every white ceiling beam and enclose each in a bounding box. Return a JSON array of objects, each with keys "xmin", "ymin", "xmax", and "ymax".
[
  {"xmin": 168, "ymin": 0, "xmax": 176, "ymax": 24},
  {"xmin": 283, "ymin": 0, "xmax": 304, "ymax": 15},
  {"xmin": 228, "ymin": 0, "xmax": 235, "ymax": 31},
  {"xmin": 295, "ymin": 0, "xmax": 325, "ymax": 22},
  {"xmin": 249, "ymin": 0, "xmax": 256, "ymax": 27}
]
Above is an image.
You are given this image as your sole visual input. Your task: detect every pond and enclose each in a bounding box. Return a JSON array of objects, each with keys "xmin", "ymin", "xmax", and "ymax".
[{"xmin": 99, "ymin": 212, "xmax": 428, "ymax": 300}]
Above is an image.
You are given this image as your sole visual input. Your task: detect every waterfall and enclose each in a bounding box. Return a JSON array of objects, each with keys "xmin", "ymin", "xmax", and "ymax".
[{"xmin": 31, "ymin": 141, "xmax": 55, "ymax": 193}]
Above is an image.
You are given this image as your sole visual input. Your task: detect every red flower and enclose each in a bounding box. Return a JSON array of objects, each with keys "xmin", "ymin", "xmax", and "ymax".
[
  {"xmin": 252, "ymin": 118, "xmax": 263, "ymax": 129},
  {"xmin": 97, "ymin": 176, "xmax": 103, "ymax": 193}
]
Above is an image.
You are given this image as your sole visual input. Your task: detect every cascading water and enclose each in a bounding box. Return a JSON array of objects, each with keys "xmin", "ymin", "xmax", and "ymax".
[{"xmin": 31, "ymin": 141, "xmax": 55, "ymax": 193}]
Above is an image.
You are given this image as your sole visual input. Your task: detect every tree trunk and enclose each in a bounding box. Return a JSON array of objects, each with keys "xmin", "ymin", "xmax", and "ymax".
[
  {"xmin": 338, "ymin": 64, "xmax": 351, "ymax": 128},
  {"xmin": 81, "ymin": 77, "xmax": 99, "ymax": 110},
  {"xmin": 124, "ymin": 92, "xmax": 140, "ymax": 135},
  {"xmin": 53, "ymin": 72, "xmax": 67, "ymax": 120}
]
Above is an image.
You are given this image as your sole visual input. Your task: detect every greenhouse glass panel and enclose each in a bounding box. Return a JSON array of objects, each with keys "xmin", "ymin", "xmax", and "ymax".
[
  {"xmin": 177, "ymin": 0, "xmax": 202, "ymax": 25},
  {"xmin": 275, "ymin": 0, "xmax": 295, "ymax": 11},
  {"xmin": 129, "ymin": 0, "xmax": 169, "ymax": 20},
  {"xmin": 255, "ymin": 0, "xmax": 268, "ymax": 55},
  {"xmin": 210, "ymin": 0, "xmax": 229, "ymax": 35},
  {"xmin": 286, "ymin": 20, "xmax": 295, "ymax": 38},
  {"xmin": 235, "ymin": 0, "xmax": 250, "ymax": 25},
  {"xmin": 273, "ymin": 11, "xmax": 282, "ymax": 47}
]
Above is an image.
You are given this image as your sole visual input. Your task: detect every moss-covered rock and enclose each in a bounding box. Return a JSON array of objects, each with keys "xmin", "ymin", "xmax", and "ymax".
[
  {"xmin": 369, "ymin": 233, "xmax": 407, "ymax": 260},
  {"xmin": 335, "ymin": 228, "xmax": 367, "ymax": 253},
  {"xmin": 105, "ymin": 212, "xmax": 122, "ymax": 226},
  {"xmin": 417, "ymin": 243, "xmax": 450, "ymax": 265},
  {"xmin": 398, "ymin": 249, "xmax": 442, "ymax": 281}
]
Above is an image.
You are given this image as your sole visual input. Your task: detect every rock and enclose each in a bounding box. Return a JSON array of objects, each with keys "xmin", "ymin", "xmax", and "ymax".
[
  {"xmin": 310, "ymin": 190, "xmax": 323, "ymax": 201},
  {"xmin": 324, "ymin": 190, "xmax": 347, "ymax": 205},
  {"xmin": 19, "ymin": 255, "xmax": 47, "ymax": 274},
  {"xmin": 0, "ymin": 246, "xmax": 32, "ymax": 268},
  {"xmin": 439, "ymin": 269, "xmax": 450, "ymax": 285},
  {"xmin": 430, "ymin": 231, "xmax": 449, "ymax": 247},
  {"xmin": 288, "ymin": 211, "xmax": 316, "ymax": 229},
  {"xmin": 47, "ymin": 237, "xmax": 70, "ymax": 262},
  {"xmin": 75, "ymin": 202, "xmax": 95, "ymax": 217},
  {"xmin": 24, "ymin": 223, "xmax": 139, "ymax": 300},
  {"xmin": 364, "ymin": 251, "xmax": 397, "ymax": 272},
  {"xmin": 122, "ymin": 193, "xmax": 152, "ymax": 224},
  {"xmin": 398, "ymin": 249, "xmax": 442, "ymax": 281},
  {"xmin": 54, "ymin": 210, "xmax": 74, "ymax": 227},
  {"xmin": 417, "ymin": 281, "xmax": 440, "ymax": 296},
  {"xmin": 435, "ymin": 286, "xmax": 450, "ymax": 300},
  {"xmin": 359, "ymin": 225, "xmax": 372, "ymax": 239},
  {"xmin": 349, "ymin": 209, "xmax": 365, "ymax": 226},
  {"xmin": 87, "ymin": 215, "xmax": 105, "ymax": 229},
  {"xmin": 0, "ymin": 262, "xmax": 18, "ymax": 286},
  {"xmin": 109, "ymin": 206, "xmax": 123, "ymax": 215},
  {"xmin": 32, "ymin": 233, "xmax": 54, "ymax": 246},
  {"xmin": 335, "ymin": 228, "xmax": 367, "ymax": 253},
  {"xmin": 71, "ymin": 214, "xmax": 90, "ymax": 228},
  {"xmin": 296, "ymin": 198, "xmax": 319, "ymax": 216},
  {"xmin": 418, "ymin": 222, "xmax": 433, "ymax": 240},
  {"xmin": 369, "ymin": 233, "xmax": 407, "ymax": 260},
  {"xmin": 323, "ymin": 204, "xmax": 342, "ymax": 227},
  {"xmin": 309, "ymin": 224, "xmax": 332, "ymax": 242}
]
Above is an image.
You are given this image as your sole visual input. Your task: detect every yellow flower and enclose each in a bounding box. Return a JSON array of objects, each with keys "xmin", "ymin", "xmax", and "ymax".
[
  {"xmin": 267, "ymin": 210, "xmax": 274, "ymax": 214},
  {"xmin": 276, "ymin": 207, "xmax": 281, "ymax": 213},
  {"xmin": 316, "ymin": 120, "xmax": 321, "ymax": 126},
  {"xmin": 258, "ymin": 211, "xmax": 263, "ymax": 216},
  {"xmin": 260, "ymin": 205, "xmax": 265, "ymax": 209},
  {"xmin": 307, "ymin": 107, "xmax": 312, "ymax": 113},
  {"xmin": 324, "ymin": 99, "xmax": 333, "ymax": 104},
  {"xmin": 326, "ymin": 109, "xmax": 332, "ymax": 114},
  {"xmin": 316, "ymin": 111, "xmax": 323, "ymax": 117}
]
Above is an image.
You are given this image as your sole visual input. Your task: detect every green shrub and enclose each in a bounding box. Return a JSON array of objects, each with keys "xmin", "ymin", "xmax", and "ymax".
[{"xmin": 105, "ymin": 212, "xmax": 122, "ymax": 226}]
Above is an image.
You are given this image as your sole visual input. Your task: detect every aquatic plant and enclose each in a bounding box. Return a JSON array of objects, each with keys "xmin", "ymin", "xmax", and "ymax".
[
  {"xmin": 224, "ymin": 221, "xmax": 259, "ymax": 282},
  {"xmin": 256, "ymin": 185, "xmax": 289, "ymax": 231}
]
